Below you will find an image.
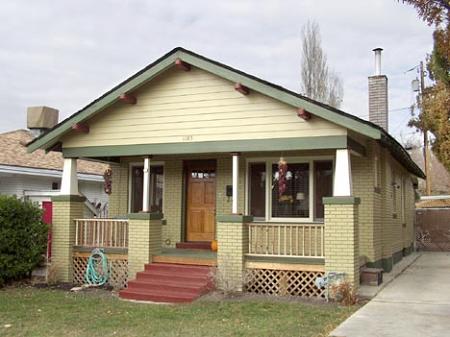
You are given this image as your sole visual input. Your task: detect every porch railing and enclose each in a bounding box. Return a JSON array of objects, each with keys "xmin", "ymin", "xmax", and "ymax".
[
  {"xmin": 247, "ymin": 223, "xmax": 324, "ymax": 258},
  {"xmin": 75, "ymin": 219, "xmax": 129, "ymax": 249}
]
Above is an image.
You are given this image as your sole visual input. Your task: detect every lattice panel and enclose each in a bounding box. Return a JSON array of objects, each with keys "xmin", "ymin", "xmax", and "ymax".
[
  {"xmin": 245, "ymin": 268, "xmax": 325, "ymax": 298},
  {"xmin": 72, "ymin": 256, "xmax": 128, "ymax": 290}
]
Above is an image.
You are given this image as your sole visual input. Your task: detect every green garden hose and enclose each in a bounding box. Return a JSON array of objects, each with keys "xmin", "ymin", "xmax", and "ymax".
[{"xmin": 84, "ymin": 248, "xmax": 110, "ymax": 286}]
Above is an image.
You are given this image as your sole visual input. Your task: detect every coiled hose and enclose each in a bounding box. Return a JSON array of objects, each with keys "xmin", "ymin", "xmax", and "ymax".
[{"xmin": 84, "ymin": 248, "xmax": 110, "ymax": 286}]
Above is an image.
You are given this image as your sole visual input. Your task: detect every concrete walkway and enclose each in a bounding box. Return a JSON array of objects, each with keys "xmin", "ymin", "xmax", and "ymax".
[{"xmin": 331, "ymin": 252, "xmax": 450, "ymax": 337}]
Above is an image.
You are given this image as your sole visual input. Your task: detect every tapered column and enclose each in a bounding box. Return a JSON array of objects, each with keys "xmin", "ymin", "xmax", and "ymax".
[
  {"xmin": 60, "ymin": 158, "xmax": 79, "ymax": 195},
  {"xmin": 333, "ymin": 149, "xmax": 352, "ymax": 196},
  {"xmin": 232, "ymin": 153, "xmax": 240, "ymax": 214},
  {"xmin": 142, "ymin": 156, "xmax": 151, "ymax": 212}
]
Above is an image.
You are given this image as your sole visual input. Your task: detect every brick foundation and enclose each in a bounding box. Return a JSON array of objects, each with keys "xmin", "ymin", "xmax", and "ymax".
[
  {"xmin": 51, "ymin": 195, "xmax": 85, "ymax": 282},
  {"xmin": 127, "ymin": 213, "xmax": 163, "ymax": 279},
  {"xmin": 323, "ymin": 197, "xmax": 360, "ymax": 289}
]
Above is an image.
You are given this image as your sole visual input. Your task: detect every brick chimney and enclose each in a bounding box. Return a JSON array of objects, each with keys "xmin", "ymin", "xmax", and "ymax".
[{"xmin": 368, "ymin": 48, "xmax": 388, "ymax": 131}]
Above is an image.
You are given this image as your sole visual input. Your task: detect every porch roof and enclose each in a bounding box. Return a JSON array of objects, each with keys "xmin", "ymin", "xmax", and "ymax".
[
  {"xmin": 61, "ymin": 135, "xmax": 358, "ymax": 158},
  {"xmin": 26, "ymin": 47, "xmax": 424, "ymax": 179}
]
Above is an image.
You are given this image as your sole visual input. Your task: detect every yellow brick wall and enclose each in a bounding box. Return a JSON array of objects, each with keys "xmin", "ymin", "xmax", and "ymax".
[
  {"xmin": 216, "ymin": 221, "xmax": 249, "ymax": 291},
  {"xmin": 51, "ymin": 199, "xmax": 84, "ymax": 282},
  {"xmin": 404, "ymin": 178, "xmax": 415, "ymax": 248},
  {"xmin": 108, "ymin": 162, "xmax": 129, "ymax": 217},
  {"xmin": 324, "ymin": 202, "xmax": 359, "ymax": 288},
  {"xmin": 128, "ymin": 218, "xmax": 162, "ymax": 279},
  {"xmin": 162, "ymin": 159, "xmax": 183, "ymax": 246},
  {"xmin": 352, "ymin": 140, "xmax": 417, "ymax": 271},
  {"xmin": 352, "ymin": 141, "xmax": 377, "ymax": 265}
]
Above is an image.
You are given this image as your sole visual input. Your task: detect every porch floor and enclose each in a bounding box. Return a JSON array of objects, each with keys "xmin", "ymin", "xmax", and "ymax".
[{"xmin": 153, "ymin": 248, "xmax": 217, "ymax": 266}]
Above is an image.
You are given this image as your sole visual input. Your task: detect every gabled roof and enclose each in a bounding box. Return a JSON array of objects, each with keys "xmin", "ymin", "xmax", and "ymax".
[
  {"xmin": 416, "ymin": 198, "xmax": 450, "ymax": 209},
  {"xmin": 409, "ymin": 147, "xmax": 450, "ymax": 194},
  {"xmin": 26, "ymin": 47, "xmax": 424, "ymax": 178},
  {"xmin": 1, "ymin": 129, "xmax": 107, "ymax": 175}
]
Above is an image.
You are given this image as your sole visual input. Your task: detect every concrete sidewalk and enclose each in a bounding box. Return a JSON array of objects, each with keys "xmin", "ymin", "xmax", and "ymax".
[{"xmin": 330, "ymin": 252, "xmax": 450, "ymax": 337}]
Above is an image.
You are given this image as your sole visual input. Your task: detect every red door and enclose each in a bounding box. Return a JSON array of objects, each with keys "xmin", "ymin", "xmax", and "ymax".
[{"xmin": 42, "ymin": 201, "xmax": 53, "ymax": 260}]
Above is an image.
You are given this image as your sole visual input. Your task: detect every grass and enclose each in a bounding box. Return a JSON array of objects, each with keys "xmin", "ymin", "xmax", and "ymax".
[{"xmin": 0, "ymin": 287, "xmax": 357, "ymax": 337}]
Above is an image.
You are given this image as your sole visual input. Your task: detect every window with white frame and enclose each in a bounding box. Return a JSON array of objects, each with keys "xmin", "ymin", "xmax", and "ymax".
[
  {"xmin": 247, "ymin": 158, "xmax": 333, "ymax": 222},
  {"xmin": 130, "ymin": 164, "xmax": 164, "ymax": 213}
]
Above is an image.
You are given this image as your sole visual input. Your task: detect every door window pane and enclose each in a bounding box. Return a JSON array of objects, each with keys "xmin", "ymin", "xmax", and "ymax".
[
  {"xmin": 272, "ymin": 163, "xmax": 309, "ymax": 218},
  {"xmin": 314, "ymin": 161, "xmax": 333, "ymax": 219},
  {"xmin": 249, "ymin": 163, "xmax": 266, "ymax": 218}
]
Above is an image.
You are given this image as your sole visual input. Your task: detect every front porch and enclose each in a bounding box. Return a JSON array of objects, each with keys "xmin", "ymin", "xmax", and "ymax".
[
  {"xmin": 70, "ymin": 216, "xmax": 329, "ymax": 298},
  {"xmin": 52, "ymin": 145, "xmax": 360, "ymax": 299}
]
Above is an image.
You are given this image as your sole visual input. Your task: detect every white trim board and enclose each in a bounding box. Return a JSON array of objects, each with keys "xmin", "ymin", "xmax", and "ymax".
[{"xmin": 0, "ymin": 164, "xmax": 104, "ymax": 182}]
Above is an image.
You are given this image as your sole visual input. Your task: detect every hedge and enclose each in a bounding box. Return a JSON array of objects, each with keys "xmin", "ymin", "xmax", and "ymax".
[{"xmin": 0, "ymin": 196, "xmax": 48, "ymax": 285}]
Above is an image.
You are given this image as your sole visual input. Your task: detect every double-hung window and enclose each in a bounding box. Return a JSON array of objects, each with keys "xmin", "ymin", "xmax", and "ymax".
[
  {"xmin": 247, "ymin": 158, "xmax": 333, "ymax": 222},
  {"xmin": 130, "ymin": 164, "xmax": 164, "ymax": 213}
]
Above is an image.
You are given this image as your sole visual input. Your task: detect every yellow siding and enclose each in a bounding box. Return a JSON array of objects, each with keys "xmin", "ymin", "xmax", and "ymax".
[{"xmin": 62, "ymin": 67, "xmax": 345, "ymax": 148}]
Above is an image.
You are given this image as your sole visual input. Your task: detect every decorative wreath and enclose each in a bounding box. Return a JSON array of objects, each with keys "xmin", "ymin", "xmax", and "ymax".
[
  {"xmin": 103, "ymin": 168, "xmax": 112, "ymax": 195},
  {"xmin": 278, "ymin": 157, "xmax": 287, "ymax": 197}
]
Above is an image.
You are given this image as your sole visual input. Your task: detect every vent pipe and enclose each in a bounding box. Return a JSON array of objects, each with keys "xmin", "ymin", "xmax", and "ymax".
[{"xmin": 373, "ymin": 48, "xmax": 383, "ymax": 75}]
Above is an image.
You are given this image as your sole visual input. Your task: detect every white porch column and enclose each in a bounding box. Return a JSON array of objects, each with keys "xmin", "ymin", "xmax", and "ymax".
[
  {"xmin": 60, "ymin": 158, "xmax": 79, "ymax": 195},
  {"xmin": 142, "ymin": 156, "xmax": 151, "ymax": 212},
  {"xmin": 232, "ymin": 153, "xmax": 240, "ymax": 214},
  {"xmin": 333, "ymin": 149, "xmax": 352, "ymax": 196}
]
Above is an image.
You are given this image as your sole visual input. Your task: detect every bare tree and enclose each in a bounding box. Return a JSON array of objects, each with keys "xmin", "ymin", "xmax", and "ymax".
[{"xmin": 300, "ymin": 21, "xmax": 344, "ymax": 108}]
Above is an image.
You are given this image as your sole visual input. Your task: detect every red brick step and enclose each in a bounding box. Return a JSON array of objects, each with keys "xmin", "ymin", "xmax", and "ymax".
[{"xmin": 119, "ymin": 262, "xmax": 214, "ymax": 303}]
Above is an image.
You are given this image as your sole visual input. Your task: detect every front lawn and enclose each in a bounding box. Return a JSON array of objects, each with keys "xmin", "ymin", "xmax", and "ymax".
[{"xmin": 0, "ymin": 288, "xmax": 357, "ymax": 337}]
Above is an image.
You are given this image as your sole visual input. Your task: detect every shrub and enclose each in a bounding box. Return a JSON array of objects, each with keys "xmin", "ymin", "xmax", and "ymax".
[
  {"xmin": 329, "ymin": 281, "xmax": 358, "ymax": 306},
  {"xmin": 0, "ymin": 196, "xmax": 48, "ymax": 286}
]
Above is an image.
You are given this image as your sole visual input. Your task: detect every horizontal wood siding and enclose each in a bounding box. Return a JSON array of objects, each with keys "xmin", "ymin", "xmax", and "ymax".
[{"xmin": 62, "ymin": 67, "xmax": 346, "ymax": 148}]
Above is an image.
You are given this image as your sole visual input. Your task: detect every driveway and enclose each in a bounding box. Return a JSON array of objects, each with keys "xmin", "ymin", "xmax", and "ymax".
[{"xmin": 331, "ymin": 252, "xmax": 450, "ymax": 337}]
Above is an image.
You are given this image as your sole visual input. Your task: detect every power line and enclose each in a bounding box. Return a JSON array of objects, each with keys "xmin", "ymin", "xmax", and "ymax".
[{"xmin": 354, "ymin": 106, "xmax": 411, "ymax": 119}]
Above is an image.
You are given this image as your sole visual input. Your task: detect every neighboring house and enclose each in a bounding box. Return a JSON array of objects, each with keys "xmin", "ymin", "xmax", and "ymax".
[
  {"xmin": 27, "ymin": 47, "xmax": 424, "ymax": 302},
  {"xmin": 0, "ymin": 129, "xmax": 108, "ymax": 217},
  {"xmin": 408, "ymin": 146, "xmax": 450, "ymax": 195}
]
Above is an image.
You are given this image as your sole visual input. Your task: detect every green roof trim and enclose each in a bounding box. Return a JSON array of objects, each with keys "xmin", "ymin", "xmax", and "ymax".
[
  {"xmin": 51, "ymin": 195, "xmax": 86, "ymax": 202},
  {"xmin": 62, "ymin": 136, "xmax": 348, "ymax": 158},
  {"xmin": 27, "ymin": 52, "xmax": 179, "ymax": 153},
  {"xmin": 26, "ymin": 47, "xmax": 424, "ymax": 179},
  {"xmin": 323, "ymin": 196, "xmax": 361, "ymax": 205}
]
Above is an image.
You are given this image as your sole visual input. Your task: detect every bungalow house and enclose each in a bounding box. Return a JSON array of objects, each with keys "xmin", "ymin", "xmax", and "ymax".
[{"xmin": 27, "ymin": 47, "xmax": 424, "ymax": 302}]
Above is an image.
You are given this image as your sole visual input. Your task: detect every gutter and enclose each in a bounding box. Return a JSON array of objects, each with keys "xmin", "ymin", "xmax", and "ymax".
[{"xmin": 0, "ymin": 164, "xmax": 104, "ymax": 182}]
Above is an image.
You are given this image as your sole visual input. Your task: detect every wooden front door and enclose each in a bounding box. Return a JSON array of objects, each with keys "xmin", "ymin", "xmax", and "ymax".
[{"xmin": 186, "ymin": 160, "xmax": 216, "ymax": 242}]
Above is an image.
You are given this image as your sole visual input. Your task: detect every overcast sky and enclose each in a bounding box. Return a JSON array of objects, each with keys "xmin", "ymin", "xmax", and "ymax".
[{"xmin": 0, "ymin": 0, "xmax": 433, "ymax": 143}]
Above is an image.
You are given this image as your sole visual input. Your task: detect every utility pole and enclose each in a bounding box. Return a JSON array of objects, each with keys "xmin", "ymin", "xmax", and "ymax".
[{"xmin": 419, "ymin": 61, "xmax": 432, "ymax": 195}]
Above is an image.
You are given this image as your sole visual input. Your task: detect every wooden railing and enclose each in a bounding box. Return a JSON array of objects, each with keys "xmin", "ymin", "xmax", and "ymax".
[
  {"xmin": 75, "ymin": 219, "xmax": 129, "ymax": 249},
  {"xmin": 247, "ymin": 223, "xmax": 324, "ymax": 258}
]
